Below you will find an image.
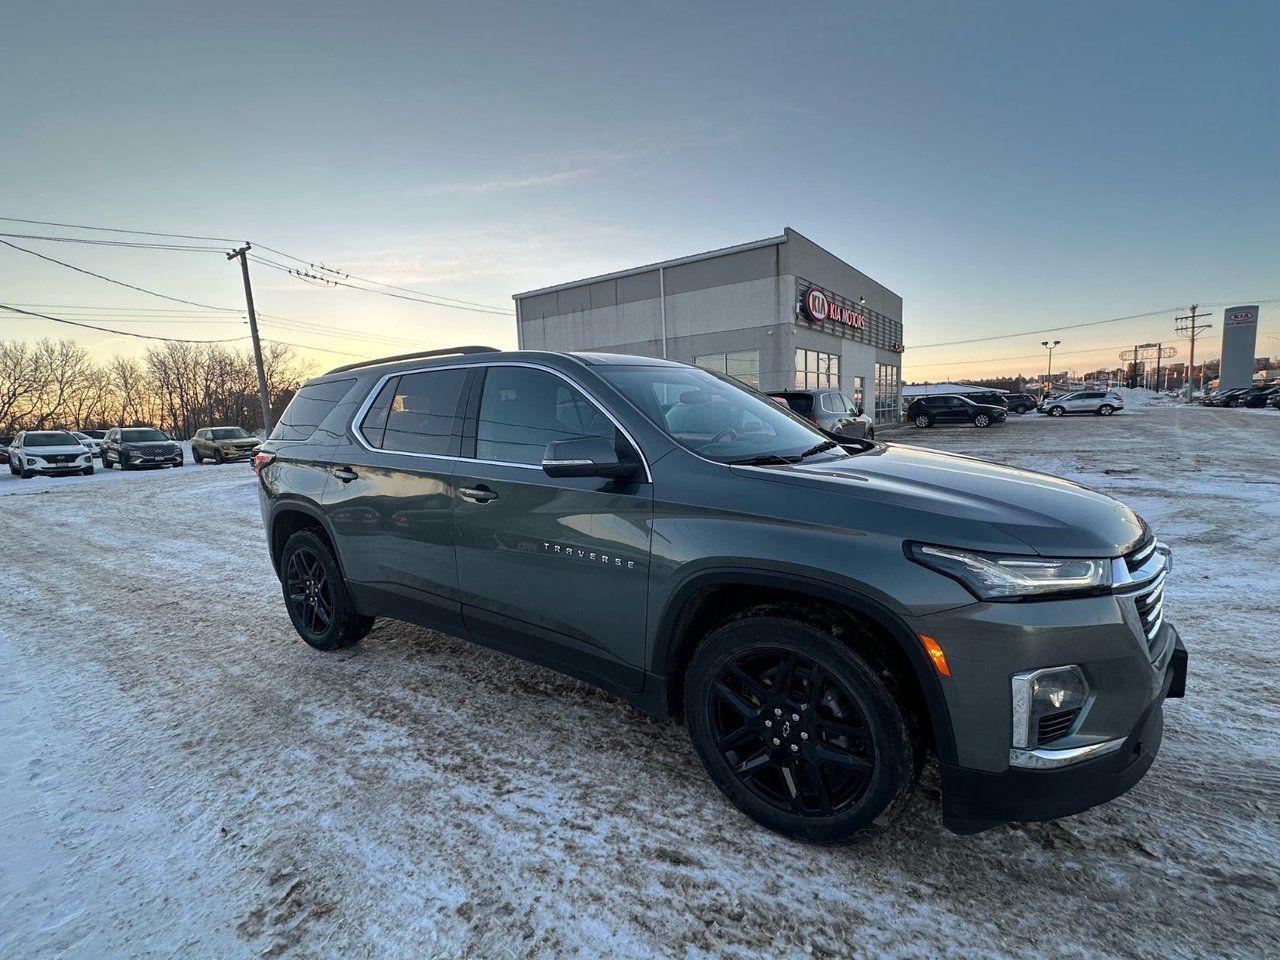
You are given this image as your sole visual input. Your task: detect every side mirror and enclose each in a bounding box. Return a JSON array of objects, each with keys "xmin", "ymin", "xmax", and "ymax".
[
  {"xmin": 542, "ymin": 436, "xmax": 639, "ymax": 480},
  {"xmin": 853, "ymin": 403, "xmax": 863, "ymax": 416}
]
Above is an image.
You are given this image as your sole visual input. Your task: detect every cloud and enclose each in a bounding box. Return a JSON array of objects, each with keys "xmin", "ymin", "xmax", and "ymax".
[
  {"xmin": 421, "ymin": 129, "xmax": 737, "ymax": 197},
  {"xmin": 434, "ymin": 168, "xmax": 592, "ymax": 195}
]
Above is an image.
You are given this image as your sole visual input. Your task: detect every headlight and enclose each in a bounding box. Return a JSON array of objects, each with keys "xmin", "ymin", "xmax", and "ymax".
[{"xmin": 906, "ymin": 543, "xmax": 1111, "ymax": 600}]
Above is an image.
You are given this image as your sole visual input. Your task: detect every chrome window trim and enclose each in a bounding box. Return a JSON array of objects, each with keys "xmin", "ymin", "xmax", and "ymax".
[{"xmin": 349, "ymin": 360, "xmax": 653, "ymax": 483}]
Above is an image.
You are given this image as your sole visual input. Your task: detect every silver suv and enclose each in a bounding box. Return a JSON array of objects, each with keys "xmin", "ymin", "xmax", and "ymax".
[{"xmin": 1040, "ymin": 390, "xmax": 1126, "ymax": 417}]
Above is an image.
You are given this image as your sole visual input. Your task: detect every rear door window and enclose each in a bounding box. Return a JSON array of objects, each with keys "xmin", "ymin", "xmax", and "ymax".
[
  {"xmin": 375, "ymin": 369, "xmax": 468, "ymax": 455},
  {"xmin": 271, "ymin": 378, "xmax": 356, "ymax": 441}
]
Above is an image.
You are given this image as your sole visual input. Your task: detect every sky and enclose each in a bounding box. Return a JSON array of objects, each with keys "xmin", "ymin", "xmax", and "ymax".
[{"xmin": 2, "ymin": 0, "xmax": 1276, "ymax": 381}]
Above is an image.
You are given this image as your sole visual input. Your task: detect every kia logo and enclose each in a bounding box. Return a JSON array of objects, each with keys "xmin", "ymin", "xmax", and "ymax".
[
  {"xmin": 805, "ymin": 287, "xmax": 830, "ymax": 322},
  {"xmin": 1230, "ymin": 311, "xmax": 1254, "ymax": 321}
]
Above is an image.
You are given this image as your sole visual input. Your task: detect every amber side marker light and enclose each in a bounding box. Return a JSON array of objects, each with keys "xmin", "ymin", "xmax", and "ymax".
[{"xmin": 919, "ymin": 634, "xmax": 951, "ymax": 677}]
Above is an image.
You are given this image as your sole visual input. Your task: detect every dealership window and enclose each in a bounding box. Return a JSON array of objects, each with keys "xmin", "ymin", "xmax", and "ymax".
[
  {"xmin": 794, "ymin": 349, "xmax": 841, "ymax": 389},
  {"xmin": 850, "ymin": 376, "xmax": 865, "ymax": 410},
  {"xmin": 874, "ymin": 363, "xmax": 900, "ymax": 424},
  {"xmin": 694, "ymin": 349, "xmax": 759, "ymax": 388}
]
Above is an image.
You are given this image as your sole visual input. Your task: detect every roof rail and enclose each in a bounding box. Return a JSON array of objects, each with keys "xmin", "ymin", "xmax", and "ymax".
[{"xmin": 324, "ymin": 345, "xmax": 501, "ymax": 375}]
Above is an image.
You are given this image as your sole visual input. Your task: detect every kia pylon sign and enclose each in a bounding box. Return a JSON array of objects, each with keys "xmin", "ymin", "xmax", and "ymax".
[{"xmin": 1219, "ymin": 305, "xmax": 1258, "ymax": 390}]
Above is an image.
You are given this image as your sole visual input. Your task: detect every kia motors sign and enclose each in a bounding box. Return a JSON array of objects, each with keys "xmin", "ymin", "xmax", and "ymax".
[
  {"xmin": 801, "ymin": 285, "xmax": 866, "ymax": 330},
  {"xmin": 1219, "ymin": 305, "xmax": 1258, "ymax": 390}
]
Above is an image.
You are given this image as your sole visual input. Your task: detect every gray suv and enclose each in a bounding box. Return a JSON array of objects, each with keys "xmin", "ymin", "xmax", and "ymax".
[{"xmin": 256, "ymin": 347, "xmax": 1187, "ymax": 842}]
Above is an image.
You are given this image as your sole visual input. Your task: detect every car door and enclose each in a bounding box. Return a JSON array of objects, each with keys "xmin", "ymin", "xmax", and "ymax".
[
  {"xmin": 453, "ymin": 363, "xmax": 652, "ymax": 691},
  {"xmin": 934, "ymin": 397, "xmax": 963, "ymax": 423},
  {"xmin": 322, "ymin": 366, "xmax": 470, "ymax": 635}
]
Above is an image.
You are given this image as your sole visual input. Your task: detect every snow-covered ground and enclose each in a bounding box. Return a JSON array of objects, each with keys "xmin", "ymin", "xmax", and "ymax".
[{"xmin": 2, "ymin": 405, "xmax": 1277, "ymax": 959}]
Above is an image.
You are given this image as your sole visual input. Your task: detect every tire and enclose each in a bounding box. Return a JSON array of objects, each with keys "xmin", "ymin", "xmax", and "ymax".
[
  {"xmin": 21, "ymin": 464, "xmax": 34, "ymax": 479},
  {"xmin": 1098, "ymin": 404, "xmax": 1114, "ymax": 416},
  {"xmin": 866, "ymin": 428, "xmax": 875, "ymax": 441},
  {"xmin": 192, "ymin": 450, "xmax": 203, "ymax": 464},
  {"xmin": 683, "ymin": 613, "xmax": 918, "ymax": 845},
  {"xmin": 280, "ymin": 530, "xmax": 375, "ymax": 651},
  {"xmin": 913, "ymin": 414, "xmax": 933, "ymax": 428},
  {"xmin": 1048, "ymin": 406, "xmax": 1065, "ymax": 417},
  {"xmin": 83, "ymin": 465, "xmax": 94, "ymax": 476},
  {"xmin": 214, "ymin": 450, "xmax": 225, "ymax": 465},
  {"xmin": 120, "ymin": 453, "xmax": 132, "ymax": 471},
  {"xmin": 973, "ymin": 413, "xmax": 991, "ymax": 428},
  {"xmin": 7, "ymin": 460, "xmax": 16, "ymax": 476},
  {"xmin": 102, "ymin": 451, "xmax": 113, "ymax": 469}
]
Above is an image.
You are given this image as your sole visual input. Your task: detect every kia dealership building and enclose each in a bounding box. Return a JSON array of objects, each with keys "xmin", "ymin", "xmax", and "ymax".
[{"xmin": 513, "ymin": 227, "xmax": 905, "ymax": 424}]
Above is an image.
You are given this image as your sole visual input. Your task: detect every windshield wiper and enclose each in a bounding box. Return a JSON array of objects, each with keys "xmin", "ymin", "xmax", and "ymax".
[
  {"xmin": 725, "ymin": 453, "xmax": 795, "ymax": 466},
  {"xmin": 796, "ymin": 439, "xmax": 840, "ymax": 460}
]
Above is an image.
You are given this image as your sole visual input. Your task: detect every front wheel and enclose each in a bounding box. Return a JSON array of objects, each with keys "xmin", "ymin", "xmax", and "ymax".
[
  {"xmin": 280, "ymin": 530, "xmax": 375, "ymax": 651},
  {"xmin": 83, "ymin": 465, "xmax": 94, "ymax": 476},
  {"xmin": 683, "ymin": 614, "xmax": 918, "ymax": 844},
  {"xmin": 1048, "ymin": 406, "xmax": 1065, "ymax": 417},
  {"xmin": 865, "ymin": 427, "xmax": 875, "ymax": 441},
  {"xmin": 913, "ymin": 414, "xmax": 933, "ymax": 428},
  {"xmin": 973, "ymin": 413, "xmax": 991, "ymax": 428}
]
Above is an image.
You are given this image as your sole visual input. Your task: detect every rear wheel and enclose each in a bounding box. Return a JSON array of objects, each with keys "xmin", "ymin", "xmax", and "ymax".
[
  {"xmin": 684, "ymin": 614, "xmax": 918, "ymax": 844},
  {"xmin": 280, "ymin": 530, "xmax": 375, "ymax": 650},
  {"xmin": 913, "ymin": 414, "xmax": 933, "ymax": 428},
  {"xmin": 1098, "ymin": 404, "xmax": 1114, "ymax": 416}
]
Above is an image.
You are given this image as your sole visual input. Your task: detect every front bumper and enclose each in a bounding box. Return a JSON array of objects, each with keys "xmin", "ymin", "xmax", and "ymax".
[{"xmin": 941, "ymin": 628, "xmax": 1186, "ymax": 834}]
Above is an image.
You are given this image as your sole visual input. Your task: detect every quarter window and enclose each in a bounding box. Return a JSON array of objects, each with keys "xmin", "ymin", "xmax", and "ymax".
[
  {"xmin": 475, "ymin": 366, "xmax": 618, "ymax": 466},
  {"xmin": 271, "ymin": 378, "xmax": 356, "ymax": 441}
]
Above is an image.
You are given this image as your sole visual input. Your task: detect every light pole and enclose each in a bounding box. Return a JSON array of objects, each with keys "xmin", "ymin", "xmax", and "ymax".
[{"xmin": 1041, "ymin": 340, "xmax": 1061, "ymax": 397}]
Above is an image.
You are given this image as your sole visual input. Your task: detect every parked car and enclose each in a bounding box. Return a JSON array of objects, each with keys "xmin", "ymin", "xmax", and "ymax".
[
  {"xmin": 1268, "ymin": 391, "xmax": 1280, "ymax": 410},
  {"xmin": 7, "ymin": 430, "xmax": 94, "ymax": 477},
  {"xmin": 101, "ymin": 427, "xmax": 184, "ymax": 470},
  {"xmin": 766, "ymin": 389, "xmax": 875, "ymax": 440},
  {"xmin": 1226, "ymin": 386, "xmax": 1279, "ymax": 408},
  {"xmin": 1004, "ymin": 393, "xmax": 1039, "ymax": 414},
  {"xmin": 71, "ymin": 431, "xmax": 103, "ymax": 457},
  {"xmin": 80, "ymin": 429, "xmax": 107, "ymax": 441},
  {"xmin": 1039, "ymin": 390, "xmax": 1125, "ymax": 417},
  {"xmin": 1201, "ymin": 388, "xmax": 1250, "ymax": 407},
  {"xmin": 0, "ymin": 434, "xmax": 12, "ymax": 466},
  {"xmin": 906, "ymin": 394, "xmax": 1007, "ymax": 428},
  {"xmin": 191, "ymin": 426, "xmax": 260, "ymax": 463},
  {"xmin": 256, "ymin": 346, "xmax": 1186, "ymax": 843}
]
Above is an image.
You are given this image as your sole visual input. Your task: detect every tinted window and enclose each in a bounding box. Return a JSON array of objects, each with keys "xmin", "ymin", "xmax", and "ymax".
[
  {"xmin": 772, "ymin": 393, "xmax": 813, "ymax": 415},
  {"xmin": 270, "ymin": 378, "xmax": 356, "ymax": 441},
  {"xmin": 120, "ymin": 429, "xmax": 168, "ymax": 442},
  {"xmin": 819, "ymin": 392, "xmax": 845, "ymax": 414},
  {"xmin": 476, "ymin": 366, "xmax": 617, "ymax": 466},
  {"xmin": 358, "ymin": 376, "xmax": 398, "ymax": 449},
  {"xmin": 377, "ymin": 369, "xmax": 466, "ymax": 455}
]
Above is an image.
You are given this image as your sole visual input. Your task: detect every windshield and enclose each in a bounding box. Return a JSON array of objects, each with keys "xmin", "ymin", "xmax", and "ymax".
[
  {"xmin": 121, "ymin": 429, "xmax": 169, "ymax": 443},
  {"xmin": 598, "ymin": 365, "xmax": 849, "ymax": 464},
  {"xmin": 210, "ymin": 427, "xmax": 251, "ymax": 440},
  {"xmin": 26, "ymin": 431, "xmax": 79, "ymax": 447}
]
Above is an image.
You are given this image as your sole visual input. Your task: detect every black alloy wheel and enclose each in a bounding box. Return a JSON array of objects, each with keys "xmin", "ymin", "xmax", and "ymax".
[
  {"xmin": 685, "ymin": 615, "xmax": 918, "ymax": 844},
  {"xmin": 286, "ymin": 545, "xmax": 334, "ymax": 638},
  {"xmin": 279, "ymin": 530, "xmax": 375, "ymax": 650},
  {"xmin": 708, "ymin": 648, "xmax": 875, "ymax": 817}
]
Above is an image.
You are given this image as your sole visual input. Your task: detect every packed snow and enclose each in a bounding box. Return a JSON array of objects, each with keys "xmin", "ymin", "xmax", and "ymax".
[{"xmin": 2, "ymin": 405, "xmax": 1277, "ymax": 959}]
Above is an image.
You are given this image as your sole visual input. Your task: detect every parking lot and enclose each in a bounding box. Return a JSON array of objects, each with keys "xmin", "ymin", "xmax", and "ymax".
[{"xmin": 2, "ymin": 404, "xmax": 1277, "ymax": 959}]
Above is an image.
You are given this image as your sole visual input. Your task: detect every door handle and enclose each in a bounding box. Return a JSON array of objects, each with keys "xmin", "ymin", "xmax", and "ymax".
[
  {"xmin": 460, "ymin": 485, "xmax": 498, "ymax": 504},
  {"xmin": 332, "ymin": 466, "xmax": 359, "ymax": 483}
]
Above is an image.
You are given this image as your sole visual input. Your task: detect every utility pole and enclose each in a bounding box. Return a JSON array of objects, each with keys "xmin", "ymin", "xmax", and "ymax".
[
  {"xmin": 1041, "ymin": 339, "xmax": 1060, "ymax": 397},
  {"xmin": 1174, "ymin": 304, "xmax": 1213, "ymax": 402},
  {"xmin": 228, "ymin": 244, "xmax": 273, "ymax": 434}
]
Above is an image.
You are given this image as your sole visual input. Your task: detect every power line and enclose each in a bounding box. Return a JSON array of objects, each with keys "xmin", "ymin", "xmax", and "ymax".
[
  {"xmin": 906, "ymin": 299, "xmax": 1280, "ymax": 351},
  {"xmin": 0, "ymin": 215, "xmax": 242, "ymax": 244},
  {"xmin": 0, "ymin": 304, "xmax": 248, "ymax": 344},
  {"xmin": 0, "ymin": 239, "xmax": 241, "ymax": 311},
  {"xmin": 0, "ymin": 232, "xmax": 228, "ymax": 253},
  {"xmin": 251, "ymin": 242, "xmax": 512, "ymax": 312}
]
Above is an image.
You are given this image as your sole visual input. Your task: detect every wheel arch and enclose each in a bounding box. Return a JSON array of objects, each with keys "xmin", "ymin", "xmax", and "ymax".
[
  {"xmin": 267, "ymin": 498, "xmax": 344, "ymax": 580},
  {"xmin": 652, "ymin": 568, "xmax": 958, "ymax": 765}
]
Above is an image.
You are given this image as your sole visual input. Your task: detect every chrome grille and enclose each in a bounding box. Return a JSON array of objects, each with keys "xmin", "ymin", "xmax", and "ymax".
[{"xmin": 1114, "ymin": 538, "xmax": 1171, "ymax": 662}]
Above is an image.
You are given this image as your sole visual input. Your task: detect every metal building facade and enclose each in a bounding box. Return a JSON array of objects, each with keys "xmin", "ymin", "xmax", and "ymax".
[{"xmin": 512, "ymin": 228, "xmax": 904, "ymax": 424}]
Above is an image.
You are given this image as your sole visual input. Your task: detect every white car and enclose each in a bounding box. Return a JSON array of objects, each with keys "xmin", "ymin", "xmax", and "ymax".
[
  {"xmin": 7, "ymin": 430, "xmax": 95, "ymax": 478},
  {"xmin": 72, "ymin": 431, "xmax": 103, "ymax": 457},
  {"xmin": 1040, "ymin": 390, "xmax": 1126, "ymax": 417}
]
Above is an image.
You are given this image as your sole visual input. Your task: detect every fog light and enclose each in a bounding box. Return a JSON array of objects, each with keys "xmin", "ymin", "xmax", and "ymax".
[{"xmin": 1011, "ymin": 665, "xmax": 1088, "ymax": 749}]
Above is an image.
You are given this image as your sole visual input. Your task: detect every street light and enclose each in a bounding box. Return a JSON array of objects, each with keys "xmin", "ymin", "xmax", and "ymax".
[{"xmin": 1041, "ymin": 340, "xmax": 1061, "ymax": 397}]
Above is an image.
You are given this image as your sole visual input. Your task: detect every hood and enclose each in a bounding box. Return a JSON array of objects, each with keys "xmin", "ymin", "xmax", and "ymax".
[
  {"xmin": 124, "ymin": 440, "xmax": 175, "ymax": 449},
  {"xmin": 733, "ymin": 443, "xmax": 1144, "ymax": 557},
  {"xmin": 28, "ymin": 444, "xmax": 89, "ymax": 456}
]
